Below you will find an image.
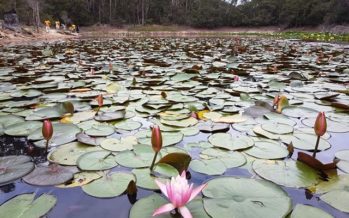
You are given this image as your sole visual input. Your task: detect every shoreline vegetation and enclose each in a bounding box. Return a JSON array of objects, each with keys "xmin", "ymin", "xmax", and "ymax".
[{"xmin": 1, "ymin": 25, "xmax": 349, "ymax": 46}]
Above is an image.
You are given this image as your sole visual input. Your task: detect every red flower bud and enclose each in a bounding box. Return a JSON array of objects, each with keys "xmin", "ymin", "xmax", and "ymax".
[
  {"xmin": 314, "ymin": 112, "xmax": 327, "ymax": 136},
  {"xmin": 151, "ymin": 125, "xmax": 162, "ymax": 152},
  {"xmin": 273, "ymin": 95, "xmax": 280, "ymax": 107},
  {"xmin": 42, "ymin": 120, "xmax": 53, "ymax": 141},
  {"xmin": 96, "ymin": 94, "xmax": 103, "ymax": 108},
  {"xmin": 234, "ymin": 76, "xmax": 239, "ymax": 81}
]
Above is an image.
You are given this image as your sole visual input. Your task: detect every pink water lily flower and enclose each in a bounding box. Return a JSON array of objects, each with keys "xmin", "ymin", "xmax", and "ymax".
[{"xmin": 153, "ymin": 171, "xmax": 206, "ymax": 218}]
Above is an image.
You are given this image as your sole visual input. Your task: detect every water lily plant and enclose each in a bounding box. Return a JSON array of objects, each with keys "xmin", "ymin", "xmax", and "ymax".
[
  {"xmin": 153, "ymin": 171, "xmax": 206, "ymax": 218},
  {"xmin": 150, "ymin": 125, "xmax": 162, "ymax": 171},
  {"xmin": 313, "ymin": 112, "xmax": 327, "ymax": 158},
  {"xmin": 42, "ymin": 119, "xmax": 53, "ymax": 153}
]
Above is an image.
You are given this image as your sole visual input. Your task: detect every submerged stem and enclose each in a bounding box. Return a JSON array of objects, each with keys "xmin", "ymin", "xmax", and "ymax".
[
  {"xmin": 150, "ymin": 151, "xmax": 158, "ymax": 172},
  {"xmin": 313, "ymin": 136, "xmax": 320, "ymax": 158}
]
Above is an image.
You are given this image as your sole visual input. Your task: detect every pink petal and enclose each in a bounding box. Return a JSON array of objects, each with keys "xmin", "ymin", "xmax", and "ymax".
[
  {"xmin": 152, "ymin": 203, "xmax": 175, "ymax": 217},
  {"xmin": 180, "ymin": 171, "xmax": 186, "ymax": 178},
  {"xmin": 189, "ymin": 183, "xmax": 207, "ymax": 202},
  {"xmin": 179, "ymin": 206, "xmax": 193, "ymax": 218},
  {"xmin": 155, "ymin": 179, "xmax": 168, "ymax": 198}
]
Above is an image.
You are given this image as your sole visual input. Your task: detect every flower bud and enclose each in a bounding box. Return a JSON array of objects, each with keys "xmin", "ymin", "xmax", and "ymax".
[
  {"xmin": 151, "ymin": 125, "xmax": 162, "ymax": 152},
  {"xmin": 314, "ymin": 112, "xmax": 327, "ymax": 136},
  {"xmin": 42, "ymin": 120, "xmax": 53, "ymax": 141},
  {"xmin": 96, "ymin": 94, "xmax": 103, "ymax": 108}
]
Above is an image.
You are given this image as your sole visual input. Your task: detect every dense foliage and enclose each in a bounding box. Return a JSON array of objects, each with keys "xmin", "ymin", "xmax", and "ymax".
[{"xmin": 0, "ymin": 0, "xmax": 348, "ymax": 28}]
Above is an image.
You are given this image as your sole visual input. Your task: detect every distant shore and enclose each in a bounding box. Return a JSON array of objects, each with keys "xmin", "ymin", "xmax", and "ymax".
[{"xmin": 1, "ymin": 25, "xmax": 348, "ymax": 46}]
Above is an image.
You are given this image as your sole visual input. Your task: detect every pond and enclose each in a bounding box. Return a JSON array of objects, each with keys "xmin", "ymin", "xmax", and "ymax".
[{"xmin": 0, "ymin": 37, "xmax": 349, "ymax": 218}]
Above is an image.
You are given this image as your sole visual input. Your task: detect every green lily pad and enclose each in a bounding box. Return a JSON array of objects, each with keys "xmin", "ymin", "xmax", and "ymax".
[
  {"xmin": 321, "ymin": 189, "xmax": 349, "ymax": 213},
  {"xmin": 31, "ymin": 123, "xmax": 81, "ymax": 148},
  {"xmin": 280, "ymin": 133, "xmax": 331, "ymax": 151},
  {"xmin": 244, "ymin": 140, "xmax": 289, "ymax": 160},
  {"xmin": 129, "ymin": 194, "xmax": 210, "ymax": 218},
  {"xmin": 94, "ymin": 111, "xmax": 125, "ymax": 122},
  {"xmin": 82, "ymin": 172, "xmax": 135, "ymax": 198},
  {"xmin": 0, "ymin": 193, "xmax": 57, "ymax": 218},
  {"xmin": 131, "ymin": 168, "xmax": 170, "ymax": 190},
  {"xmin": 302, "ymin": 117, "xmax": 349, "ymax": 133},
  {"xmin": 252, "ymin": 159, "xmax": 320, "ymax": 188},
  {"xmin": 282, "ymin": 106, "xmax": 318, "ymax": 118},
  {"xmin": 23, "ymin": 165, "xmax": 75, "ymax": 186},
  {"xmin": 208, "ymin": 133, "xmax": 254, "ymax": 151},
  {"xmin": 100, "ymin": 136, "xmax": 138, "ymax": 152},
  {"xmin": 5, "ymin": 121, "xmax": 41, "ymax": 137},
  {"xmin": 48, "ymin": 142, "xmax": 101, "ymax": 166},
  {"xmin": 202, "ymin": 177, "xmax": 292, "ymax": 218},
  {"xmin": 290, "ymin": 204, "xmax": 333, "ymax": 218},
  {"xmin": 114, "ymin": 120, "xmax": 142, "ymax": 131},
  {"xmin": 261, "ymin": 122, "xmax": 293, "ymax": 135},
  {"xmin": 115, "ymin": 144, "xmax": 159, "ymax": 168},
  {"xmin": 76, "ymin": 132, "xmax": 104, "ymax": 146},
  {"xmin": 190, "ymin": 159, "xmax": 227, "ymax": 176},
  {"xmin": 138, "ymin": 132, "xmax": 183, "ymax": 147},
  {"xmin": 85, "ymin": 124, "xmax": 115, "ymax": 137},
  {"xmin": 200, "ymin": 148, "xmax": 246, "ymax": 168},
  {"xmin": 0, "ymin": 156, "xmax": 34, "ymax": 186},
  {"xmin": 77, "ymin": 150, "xmax": 118, "ymax": 171},
  {"xmin": 160, "ymin": 117, "xmax": 198, "ymax": 128}
]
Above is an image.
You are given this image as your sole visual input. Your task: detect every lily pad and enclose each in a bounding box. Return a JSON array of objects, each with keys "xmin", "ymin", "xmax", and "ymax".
[
  {"xmin": 244, "ymin": 140, "xmax": 289, "ymax": 160},
  {"xmin": 85, "ymin": 124, "xmax": 115, "ymax": 137},
  {"xmin": 76, "ymin": 132, "xmax": 104, "ymax": 146},
  {"xmin": 100, "ymin": 136, "xmax": 138, "ymax": 152},
  {"xmin": 202, "ymin": 177, "xmax": 292, "ymax": 218},
  {"xmin": 77, "ymin": 150, "xmax": 118, "ymax": 171},
  {"xmin": 129, "ymin": 194, "xmax": 210, "ymax": 218},
  {"xmin": 114, "ymin": 120, "xmax": 142, "ymax": 131},
  {"xmin": 82, "ymin": 172, "xmax": 135, "ymax": 198},
  {"xmin": 290, "ymin": 204, "xmax": 333, "ymax": 218},
  {"xmin": 48, "ymin": 142, "xmax": 101, "ymax": 166},
  {"xmin": 0, "ymin": 193, "xmax": 57, "ymax": 218},
  {"xmin": 261, "ymin": 122, "xmax": 293, "ymax": 134},
  {"xmin": 252, "ymin": 159, "xmax": 320, "ymax": 188},
  {"xmin": 280, "ymin": 133, "xmax": 331, "ymax": 151},
  {"xmin": 208, "ymin": 133, "xmax": 254, "ymax": 151},
  {"xmin": 23, "ymin": 165, "xmax": 75, "ymax": 186},
  {"xmin": 5, "ymin": 121, "xmax": 41, "ymax": 137},
  {"xmin": 0, "ymin": 156, "xmax": 34, "ymax": 186}
]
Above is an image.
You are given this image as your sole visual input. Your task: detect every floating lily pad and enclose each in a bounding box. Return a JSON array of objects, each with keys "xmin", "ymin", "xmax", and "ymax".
[
  {"xmin": 48, "ymin": 142, "xmax": 101, "ymax": 166},
  {"xmin": 0, "ymin": 193, "xmax": 57, "ymax": 218},
  {"xmin": 100, "ymin": 136, "xmax": 138, "ymax": 152},
  {"xmin": 31, "ymin": 123, "xmax": 81, "ymax": 148},
  {"xmin": 252, "ymin": 159, "xmax": 320, "ymax": 188},
  {"xmin": 129, "ymin": 194, "xmax": 210, "ymax": 218},
  {"xmin": 76, "ymin": 132, "xmax": 104, "ymax": 146},
  {"xmin": 131, "ymin": 168, "xmax": 170, "ymax": 190},
  {"xmin": 244, "ymin": 140, "xmax": 289, "ymax": 160},
  {"xmin": 198, "ymin": 122, "xmax": 230, "ymax": 133},
  {"xmin": 261, "ymin": 122, "xmax": 293, "ymax": 134},
  {"xmin": 160, "ymin": 117, "xmax": 198, "ymax": 128},
  {"xmin": 56, "ymin": 172, "xmax": 102, "ymax": 188},
  {"xmin": 115, "ymin": 144, "xmax": 158, "ymax": 168},
  {"xmin": 94, "ymin": 111, "xmax": 125, "ymax": 122},
  {"xmin": 138, "ymin": 132, "xmax": 183, "ymax": 147},
  {"xmin": 302, "ymin": 117, "xmax": 349, "ymax": 133},
  {"xmin": 321, "ymin": 189, "xmax": 349, "ymax": 213},
  {"xmin": 280, "ymin": 133, "xmax": 331, "ymax": 151},
  {"xmin": 77, "ymin": 150, "xmax": 118, "ymax": 171},
  {"xmin": 208, "ymin": 133, "xmax": 254, "ymax": 151},
  {"xmin": 82, "ymin": 172, "xmax": 135, "ymax": 198},
  {"xmin": 282, "ymin": 106, "xmax": 318, "ymax": 118},
  {"xmin": 114, "ymin": 120, "xmax": 142, "ymax": 131},
  {"xmin": 190, "ymin": 159, "xmax": 227, "ymax": 176},
  {"xmin": 85, "ymin": 124, "xmax": 115, "ymax": 137},
  {"xmin": 23, "ymin": 165, "xmax": 75, "ymax": 186},
  {"xmin": 202, "ymin": 177, "xmax": 292, "ymax": 218},
  {"xmin": 0, "ymin": 156, "xmax": 34, "ymax": 186},
  {"xmin": 5, "ymin": 121, "xmax": 41, "ymax": 137},
  {"xmin": 290, "ymin": 204, "xmax": 333, "ymax": 218}
]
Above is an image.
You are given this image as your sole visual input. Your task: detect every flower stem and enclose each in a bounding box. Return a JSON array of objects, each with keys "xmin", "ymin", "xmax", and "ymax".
[
  {"xmin": 313, "ymin": 136, "xmax": 320, "ymax": 158},
  {"xmin": 150, "ymin": 151, "xmax": 158, "ymax": 172},
  {"xmin": 45, "ymin": 139, "xmax": 49, "ymax": 154}
]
